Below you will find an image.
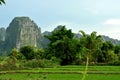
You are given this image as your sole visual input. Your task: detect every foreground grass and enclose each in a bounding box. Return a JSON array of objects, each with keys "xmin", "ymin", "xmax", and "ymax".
[
  {"xmin": 0, "ymin": 73, "xmax": 120, "ymax": 80},
  {"xmin": 1, "ymin": 66, "xmax": 120, "ymax": 73},
  {"xmin": 47, "ymin": 74, "xmax": 120, "ymax": 80},
  {"xmin": 0, "ymin": 66, "xmax": 120, "ymax": 80}
]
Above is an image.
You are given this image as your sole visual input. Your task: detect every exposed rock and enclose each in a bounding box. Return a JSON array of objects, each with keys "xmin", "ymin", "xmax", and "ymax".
[
  {"xmin": 0, "ymin": 27, "xmax": 6, "ymax": 55},
  {"xmin": 0, "ymin": 27, "xmax": 6, "ymax": 41},
  {"xmin": 5, "ymin": 17, "xmax": 42, "ymax": 53}
]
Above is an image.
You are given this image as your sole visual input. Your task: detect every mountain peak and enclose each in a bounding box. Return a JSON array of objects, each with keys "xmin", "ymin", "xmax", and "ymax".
[
  {"xmin": 53, "ymin": 25, "xmax": 66, "ymax": 32},
  {"xmin": 4, "ymin": 16, "xmax": 42, "ymax": 53}
]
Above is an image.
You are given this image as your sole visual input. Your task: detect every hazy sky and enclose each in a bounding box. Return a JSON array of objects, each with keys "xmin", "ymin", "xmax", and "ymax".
[{"xmin": 0, "ymin": 0, "xmax": 120, "ymax": 39}]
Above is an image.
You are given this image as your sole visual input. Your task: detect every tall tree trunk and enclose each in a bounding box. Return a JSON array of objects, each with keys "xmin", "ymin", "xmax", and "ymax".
[{"xmin": 82, "ymin": 56, "xmax": 89, "ymax": 80}]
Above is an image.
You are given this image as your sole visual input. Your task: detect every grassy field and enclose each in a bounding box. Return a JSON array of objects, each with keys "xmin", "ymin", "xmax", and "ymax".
[
  {"xmin": 0, "ymin": 73, "xmax": 120, "ymax": 80},
  {"xmin": 0, "ymin": 66, "xmax": 120, "ymax": 80}
]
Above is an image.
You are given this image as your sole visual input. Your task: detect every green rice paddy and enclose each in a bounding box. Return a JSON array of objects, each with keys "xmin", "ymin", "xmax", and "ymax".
[{"xmin": 0, "ymin": 66, "xmax": 120, "ymax": 80}]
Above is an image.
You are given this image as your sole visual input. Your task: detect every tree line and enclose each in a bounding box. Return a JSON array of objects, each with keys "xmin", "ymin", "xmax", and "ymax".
[{"xmin": 8, "ymin": 26, "xmax": 120, "ymax": 66}]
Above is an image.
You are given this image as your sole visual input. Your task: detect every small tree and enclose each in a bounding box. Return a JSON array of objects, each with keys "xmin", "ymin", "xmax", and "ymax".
[
  {"xmin": 79, "ymin": 30, "xmax": 102, "ymax": 80},
  {"xmin": 10, "ymin": 48, "xmax": 25, "ymax": 60},
  {"xmin": 101, "ymin": 41, "xmax": 114, "ymax": 63},
  {"xmin": 114, "ymin": 45, "xmax": 120, "ymax": 61},
  {"xmin": 114, "ymin": 45, "xmax": 120, "ymax": 54},
  {"xmin": 45, "ymin": 26, "xmax": 80, "ymax": 65},
  {"xmin": 20, "ymin": 46, "xmax": 35, "ymax": 60},
  {"xmin": 34, "ymin": 49, "xmax": 45, "ymax": 59}
]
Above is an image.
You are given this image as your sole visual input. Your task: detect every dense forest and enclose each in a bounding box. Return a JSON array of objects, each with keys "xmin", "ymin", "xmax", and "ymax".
[
  {"xmin": 0, "ymin": 17, "xmax": 120, "ymax": 70},
  {"xmin": 0, "ymin": 26, "xmax": 120, "ymax": 70}
]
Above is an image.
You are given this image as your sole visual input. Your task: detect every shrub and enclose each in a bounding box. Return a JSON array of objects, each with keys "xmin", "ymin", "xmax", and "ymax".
[
  {"xmin": 0, "ymin": 57, "xmax": 21, "ymax": 70},
  {"xmin": 23, "ymin": 59, "xmax": 59, "ymax": 68}
]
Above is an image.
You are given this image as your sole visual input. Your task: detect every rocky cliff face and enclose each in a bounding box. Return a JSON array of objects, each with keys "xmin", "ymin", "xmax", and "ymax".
[
  {"xmin": 0, "ymin": 27, "xmax": 6, "ymax": 41},
  {"xmin": 5, "ymin": 17, "xmax": 42, "ymax": 52},
  {"xmin": 0, "ymin": 28, "xmax": 6, "ymax": 55}
]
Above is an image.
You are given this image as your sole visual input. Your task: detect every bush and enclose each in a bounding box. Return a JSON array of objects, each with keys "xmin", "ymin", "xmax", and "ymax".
[
  {"xmin": 23, "ymin": 59, "xmax": 59, "ymax": 68},
  {"xmin": 110, "ymin": 61, "xmax": 120, "ymax": 66},
  {"xmin": 0, "ymin": 57, "xmax": 22, "ymax": 70}
]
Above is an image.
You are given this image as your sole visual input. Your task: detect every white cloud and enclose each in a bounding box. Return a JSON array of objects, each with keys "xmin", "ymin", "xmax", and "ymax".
[
  {"xmin": 101, "ymin": 19, "xmax": 120, "ymax": 39},
  {"xmin": 104, "ymin": 19, "xmax": 120, "ymax": 25}
]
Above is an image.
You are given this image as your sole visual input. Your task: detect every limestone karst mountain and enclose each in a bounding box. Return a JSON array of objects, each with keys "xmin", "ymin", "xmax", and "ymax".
[{"xmin": 4, "ymin": 17, "xmax": 42, "ymax": 54}]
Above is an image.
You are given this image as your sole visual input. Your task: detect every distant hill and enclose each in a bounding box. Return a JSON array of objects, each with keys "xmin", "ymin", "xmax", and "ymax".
[
  {"xmin": 41, "ymin": 31, "xmax": 51, "ymax": 48},
  {"xmin": 42, "ymin": 26, "xmax": 120, "ymax": 47},
  {"xmin": 102, "ymin": 35, "xmax": 120, "ymax": 45}
]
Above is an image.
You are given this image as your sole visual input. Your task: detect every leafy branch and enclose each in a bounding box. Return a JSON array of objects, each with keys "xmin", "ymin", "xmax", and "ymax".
[{"xmin": 0, "ymin": 0, "xmax": 5, "ymax": 5}]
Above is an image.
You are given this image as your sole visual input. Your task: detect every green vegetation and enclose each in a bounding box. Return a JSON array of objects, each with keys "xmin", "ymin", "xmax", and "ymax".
[
  {"xmin": 0, "ymin": 25, "xmax": 120, "ymax": 69},
  {"xmin": 0, "ymin": 0, "xmax": 5, "ymax": 5},
  {"xmin": 79, "ymin": 30, "xmax": 102, "ymax": 80},
  {"xmin": 0, "ymin": 1, "xmax": 120, "ymax": 80},
  {"xmin": 0, "ymin": 25, "xmax": 120, "ymax": 80},
  {"xmin": 45, "ymin": 26, "xmax": 80, "ymax": 65},
  {"xmin": 0, "ymin": 66, "xmax": 120, "ymax": 80},
  {"xmin": 0, "ymin": 73, "xmax": 120, "ymax": 80}
]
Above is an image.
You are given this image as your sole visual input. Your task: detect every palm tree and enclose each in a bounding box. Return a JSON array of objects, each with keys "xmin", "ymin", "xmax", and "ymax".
[{"xmin": 79, "ymin": 30, "xmax": 102, "ymax": 80}]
